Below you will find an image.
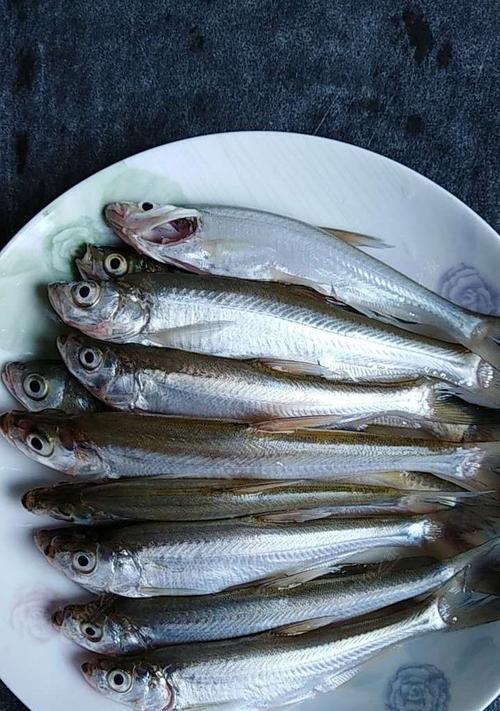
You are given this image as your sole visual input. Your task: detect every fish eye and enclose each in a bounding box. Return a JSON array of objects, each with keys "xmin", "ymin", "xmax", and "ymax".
[
  {"xmin": 104, "ymin": 253, "xmax": 128, "ymax": 277},
  {"xmin": 23, "ymin": 373, "xmax": 48, "ymax": 401},
  {"xmin": 140, "ymin": 202, "xmax": 154, "ymax": 212},
  {"xmin": 27, "ymin": 431, "xmax": 54, "ymax": 457},
  {"xmin": 107, "ymin": 669, "xmax": 132, "ymax": 693},
  {"xmin": 78, "ymin": 347, "xmax": 103, "ymax": 371},
  {"xmin": 80, "ymin": 621, "xmax": 103, "ymax": 642},
  {"xmin": 71, "ymin": 281, "xmax": 101, "ymax": 308},
  {"xmin": 72, "ymin": 550, "xmax": 97, "ymax": 574}
]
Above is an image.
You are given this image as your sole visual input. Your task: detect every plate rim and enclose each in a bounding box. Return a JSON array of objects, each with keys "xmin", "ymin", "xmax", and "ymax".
[{"xmin": 1, "ymin": 129, "xmax": 498, "ymax": 711}]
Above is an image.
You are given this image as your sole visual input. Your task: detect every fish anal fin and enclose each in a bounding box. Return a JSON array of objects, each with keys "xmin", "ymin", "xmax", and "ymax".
[
  {"xmin": 255, "ymin": 414, "xmax": 372, "ymax": 433},
  {"xmin": 227, "ymin": 480, "xmax": 306, "ymax": 495},
  {"xmin": 269, "ymin": 267, "xmax": 331, "ymax": 296},
  {"xmin": 256, "ymin": 507, "xmax": 343, "ymax": 523},
  {"xmin": 252, "ymin": 561, "xmax": 344, "ymax": 590},
  {"xmin": 320, "ymin": 227, "xmax": 391, "ymax": 250},
  {"xmin": 272, "ymin": 615, "xmax": 339, "ymax": 637},
  {"xmin": 251, "ymin": 358, "xmax": 337, "ymax": 378}
]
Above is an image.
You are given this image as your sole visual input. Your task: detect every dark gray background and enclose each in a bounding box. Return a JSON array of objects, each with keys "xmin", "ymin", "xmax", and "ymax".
[{"xmin": 0, "ymin": 0, "xmax": 499, "ymax": 709}]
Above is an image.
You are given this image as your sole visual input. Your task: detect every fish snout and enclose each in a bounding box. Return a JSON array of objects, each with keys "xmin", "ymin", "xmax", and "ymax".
[
  {"xmin": 34, "ymin": 528, "xmax": 57, "ymax": 559},
  {"xmin": 0, "ymin": 410, "xmax": 31, "ymax": 441},
  {"xmin": 22, "ymin": 489, "xmax": 37, "ymax": 512},
  {"xmin": 52, "ymin": 608, "xmax": 65, "ymax": 628},
  {"xmin": 47, "ymin": 283, "xmax": 66, "ymax": 319},
  {"xmin": 81, "ymin": 661, "xmax": 93, "ymax": 678},
  {"xmin": 104, "ymin": 203, "xmax": 127, "ymax": 229},
  {"xmin": 1, "ymin": 362, "xmax": 22, "ymax": 393}
]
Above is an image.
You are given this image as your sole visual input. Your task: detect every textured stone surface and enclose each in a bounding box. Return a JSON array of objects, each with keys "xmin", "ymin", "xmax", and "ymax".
[{"xmin": 0, "ymin": 0, "xmax": 499, "ymax": 709}]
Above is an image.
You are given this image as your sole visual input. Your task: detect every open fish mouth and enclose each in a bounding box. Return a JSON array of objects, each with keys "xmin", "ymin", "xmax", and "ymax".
[{"xmin": 105, "ymin": 202, "xmax": 201, "ymax": 246}]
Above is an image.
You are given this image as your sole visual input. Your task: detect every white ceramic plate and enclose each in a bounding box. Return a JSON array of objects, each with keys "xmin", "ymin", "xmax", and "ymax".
[{"xmin": 1, "ymin": 131, "xmax": 499, "ymax": 711}]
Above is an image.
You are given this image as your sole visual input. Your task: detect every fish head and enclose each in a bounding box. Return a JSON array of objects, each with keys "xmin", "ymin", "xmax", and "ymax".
[
  {"xmin": 22, "ymin": 484, "xmax": 87, "ymax": 522},
  {"xmin": 81, "ymin": 656, "xmax": 175, "ymax": 711},
  {"xmin": 1, "ymin": 360, "xmax": 66, "ymax": 412},
  {"xmin": 104, "ymin": 201, "xmax": 201, "ymax": 249},
  {"xmin": 34, "ymin": 527, "xmax": 115, "ymax": 592},
  {"xmin": 0, "ymin": 411, "xmax": 103, "ymax": 475},
  {"xmin": 47, "ymin": 279, "xmax": 149, "ymax": 342},
  {"xmin": 57, "ymin": 334, "xmax": 128, "ymax": 404},
  {"xmin": 53, "ymin": 598, "xmax": 135, "ymax": 655},
  {"xmin": 76, "ymin": 244, "xmax": 134, "ymax": 281}
]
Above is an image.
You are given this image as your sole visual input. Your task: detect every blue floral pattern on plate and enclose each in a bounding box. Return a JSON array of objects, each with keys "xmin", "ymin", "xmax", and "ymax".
[
  {"xmin": 386, "ymin": 664, "xmax": 450, "ymax": 711},
  {"xmin": 438, "ymin": 263, "xmax": 500, "ymax": 315}
]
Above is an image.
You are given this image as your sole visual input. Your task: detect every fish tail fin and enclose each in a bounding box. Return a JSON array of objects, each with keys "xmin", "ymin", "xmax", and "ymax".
[
  {"xmin": 446, "ymin": 441, "xmax": 500, "ymax": 495},
  {"xmin": 467, "ymin": 332, "xmax": 500, "ymax": 374},
  {"xmin": 434, "ymin": 569, "xmax": 500, "ymax": 631},
  {"xmin": 485, "ymin": 315, "xmax": 500, "ymax": 343},
  {"xmin": 424, "ymin": 497, "xmax": 500, "ymax": 558},
  {"xmin": 448, "ymin": 536, "xmax": 500, "ymax": 575},
  {"xmin": 431, "ymin": 383, "xmax": 500, "ymax": 439}
]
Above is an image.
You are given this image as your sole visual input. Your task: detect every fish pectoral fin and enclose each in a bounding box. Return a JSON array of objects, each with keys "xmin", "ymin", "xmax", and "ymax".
[
  {"xmin": 251, "ymin": 358, "xmax": 337, "ymax": 378},
  {"xmin": 137, "ymin": 585, "xmax": 206, "ymax": 597},
  {"xmin": 320, "ymin": 227, "xmax": 391, "ymax": 250},
  {"xmin": 272, "ymin": 615, "xmax": 339, "ymax": 637},
  {"xmin": 146, "ymin": 320, "xmax": 235, "ymax": 347}
]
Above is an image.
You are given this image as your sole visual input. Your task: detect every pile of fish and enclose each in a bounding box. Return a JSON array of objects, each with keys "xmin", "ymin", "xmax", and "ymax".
[{"xmin": 3, "ymin": 201, "xmax": 500, "ymax": 710}]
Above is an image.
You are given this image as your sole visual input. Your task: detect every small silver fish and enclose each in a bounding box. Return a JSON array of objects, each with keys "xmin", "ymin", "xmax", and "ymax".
[
  {"xmin": 32, "ymin": 507, "xmax": 491, "ymax": 596},
  {"xmin": 53, "ymin": 541, "xmax": 496, "ymax": 653},
  {"xmin": 46, "ymin": 272, "xmax": 500, "ymax": 401},
  {"xmin": 1, "ymin": 360, "xmax": 97, "ymax": 413},
  {"xmin": 80, "ymin": 575, "xmax": 500, "ymax": 710},
  {"xmin": 56, "ymin": 332, "xmax": 500, "ymax": 440},
  {"xmin": 21, "ymin": 477, "xmax": 474, "ymax": 524},
  {"xmin": 2, "ymin": 411, "xmax": 499, "ymax": 492},
  {"xmin": 104, "ymin": 201, "xmax": 500, "ymax": 370}
]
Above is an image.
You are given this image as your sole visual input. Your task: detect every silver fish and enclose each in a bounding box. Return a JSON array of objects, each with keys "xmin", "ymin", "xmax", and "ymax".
[
  {"xmin": 2, "ymin": 411, "xmax": 499, "ymax": 491},
  {"xmin": 56, "ymin": 333, "xmax": 500, "ymax": 440},
  {"xmin": 33, "ymin": 507, "xmax": 491, "ymax": 596},
  {"xmin": 47, "ymin": 272, "xmax": 500, "ymax": 399},
  {"xmin": 1, "ymin": 360, "xmax": 97, "ymax": 413},
  {"xmin": 22, "ymin": 477, "xmax": 474, "ymax": 524},
  {"xmin": 53, "ymin": 541, "xmax": 496, "ymax": 653},
  {"xmin": 104, "ymin": 202, "xmax": 500, "ymax": 370},
  {"xmin": 75, "ymin": 244, "xmax": 168, "ymax": 281},
  {"xmin": 80, "ymin": 577, "xmax": 500, "ymax": 710}
]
